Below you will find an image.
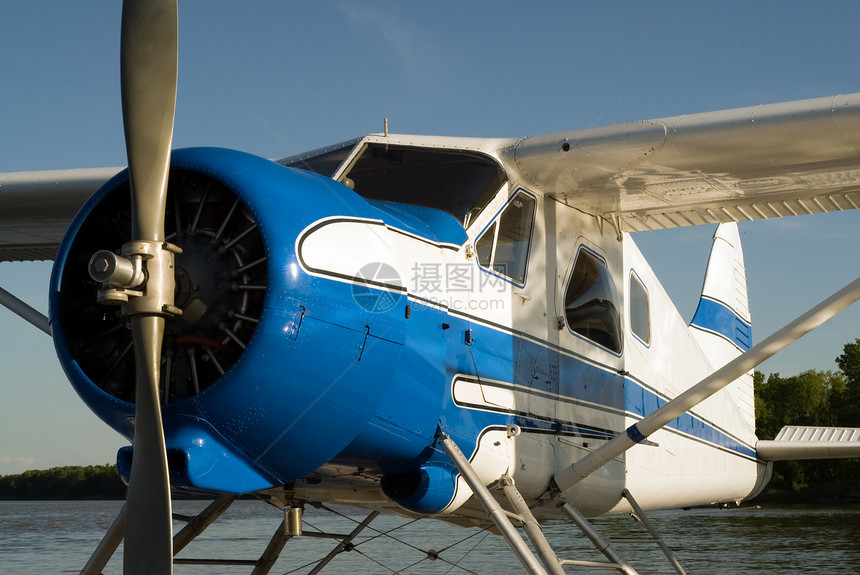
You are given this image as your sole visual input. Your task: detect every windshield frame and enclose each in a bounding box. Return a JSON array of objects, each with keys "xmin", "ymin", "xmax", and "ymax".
[
  {"xmin": 336, "ymin": 141, "xmax": 507, "ymax": 223},
  {"xmin": 277, "ymin": 138, "xmax": 362, "ymax": 177}
]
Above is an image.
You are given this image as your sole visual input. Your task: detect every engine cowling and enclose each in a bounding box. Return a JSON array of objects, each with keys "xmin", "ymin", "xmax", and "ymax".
[{"xmin": 50, "ymin": 147, "xmax": 410, "ymax": 492}]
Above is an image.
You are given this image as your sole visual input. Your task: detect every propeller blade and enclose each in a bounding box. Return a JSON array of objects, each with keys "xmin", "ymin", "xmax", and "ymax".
[
  {"xmin": 121, "ymin": 0, "xmax": 177, "ymax": 242},
  {"xmin": 125, "ymin": 316, "xmax": 172, "ymax": 574},
  {"xmin": 119, "ymin": 1, "xmax": 178, "ymax": 573}
]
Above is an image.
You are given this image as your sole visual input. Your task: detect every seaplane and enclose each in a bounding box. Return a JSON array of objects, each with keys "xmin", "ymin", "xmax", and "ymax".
[{"xmin": 1, "ymin": 2, "xmax": 859, "ymax": 574}]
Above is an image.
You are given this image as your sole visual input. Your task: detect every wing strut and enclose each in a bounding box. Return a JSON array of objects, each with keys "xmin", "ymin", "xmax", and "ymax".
[
  {"xmin": 0, "ymin": 286, "xmax": 50, "ymax": 335},
  {"xmin": 553, "ymin": 275, "xmax": 860, "ymax": 493}
]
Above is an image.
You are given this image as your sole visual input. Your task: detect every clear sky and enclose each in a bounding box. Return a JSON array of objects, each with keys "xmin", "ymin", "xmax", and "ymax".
[{"xmin": 1, "ymin": 1, "xmax": 858, "ymax": 475}]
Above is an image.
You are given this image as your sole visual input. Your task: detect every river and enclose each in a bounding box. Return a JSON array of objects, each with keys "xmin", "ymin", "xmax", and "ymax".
[{"xmin": 1, "ymin": 500, "xmax": 858, "ymax": 574}]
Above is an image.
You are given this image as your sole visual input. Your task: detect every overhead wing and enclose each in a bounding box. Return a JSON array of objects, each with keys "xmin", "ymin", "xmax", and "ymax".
[
  {"xmin": 511, "ymin": 93, "xmax": 860, "ymax": 231},
  {"xmin": 3, "ymin": 94, "xmax": 858, "ymax": 261},
  {"xmin": 0, "ymin": 167, "xmax": 119, "ymax": 262}
]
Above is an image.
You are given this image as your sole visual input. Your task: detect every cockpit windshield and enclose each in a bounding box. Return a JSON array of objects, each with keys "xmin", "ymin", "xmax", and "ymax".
[
  {"xmin": 342, "ymin": 144, "xmax": 506, "ymax": 222},
  {"xmin": 279, "ymin": 139, "xmax": 360, "ymax": 178},
  {"xmin": 281, "ymin": 140, "xmax": 507, "ymax": 223}
]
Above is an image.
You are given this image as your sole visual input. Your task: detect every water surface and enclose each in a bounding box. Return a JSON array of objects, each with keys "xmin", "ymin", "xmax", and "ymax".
[{"xmin": 1, "ymin": 500, "xmax": 858, "ymax": 574}]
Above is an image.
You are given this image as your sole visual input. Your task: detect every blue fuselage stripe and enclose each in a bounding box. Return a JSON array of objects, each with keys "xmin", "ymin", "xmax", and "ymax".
[
  {"xmin": 455, "ymin": 310, "xmax": 757, "ymax": 461},
  {"xmin": 624, "ymin": 381, "xmax": 757, "ymax": 458}
]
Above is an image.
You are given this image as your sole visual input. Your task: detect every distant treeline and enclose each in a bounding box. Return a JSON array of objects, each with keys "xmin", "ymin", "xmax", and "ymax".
[
  {"xmin": 0, "ymin": 464, "xmax": 125, "ymax": 500},
  {"xmin": 2, "ymin": 340, "xmax": 858, "ymax": 502},
  {"xmin": 754, "ymin": 338, "xmax": 860, "ymax": 501}
]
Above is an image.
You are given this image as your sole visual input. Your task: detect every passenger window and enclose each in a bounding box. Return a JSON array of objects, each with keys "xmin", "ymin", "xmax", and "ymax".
[
  {"xmin": 629, "ymin": 272, "xmax": 650, "ymax": 345},
  {"xmin": 475, "ymin": 192, "xmax": 535, "ymax": 285},
  {"xmin": 564, "ymin": 248, "xmax": 622, "ymax": 353}
]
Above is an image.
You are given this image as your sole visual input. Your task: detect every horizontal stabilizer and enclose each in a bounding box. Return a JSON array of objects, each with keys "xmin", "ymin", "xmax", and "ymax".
[{"xmin": 757, "ymin": 426, "xmax": 860, "ymax": 461}]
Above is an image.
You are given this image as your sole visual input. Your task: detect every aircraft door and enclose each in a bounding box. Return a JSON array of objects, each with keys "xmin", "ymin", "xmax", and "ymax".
[{"xmin": 553, "ymin": 236, "xmax": 627, "ymax": 515}]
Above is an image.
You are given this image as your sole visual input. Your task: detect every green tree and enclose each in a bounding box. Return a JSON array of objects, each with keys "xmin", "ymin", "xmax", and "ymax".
[
  {"xmin": 0, "ymin": 465, "xmax": 125, "ymax": 500},
  {"xmin": 833, "ymin": 339, "xmax": 860, "ymax": 426},
  {"xmin": 831, "ymin": 338, "xmax": 860, "ymax": 485},
  {"xmin": 754, "ymin": 370, "xmax": 774, "ymax": 436},
  {"xmin": 755, "ymin": 370, "xmax": 840, "ymax": 433},
  {"xmin": 755, "ymin": 369, "xmax": 846, "ymax": 491}
]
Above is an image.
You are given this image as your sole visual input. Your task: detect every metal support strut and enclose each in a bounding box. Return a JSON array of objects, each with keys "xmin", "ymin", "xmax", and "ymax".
[
  {"xmin": 79, "ymin": 495, "xmax": 387, "ymax": 575},
  {"xmin": 440, "ymin": 431, "xmax": 688, "ymax": 575},
  {"xmin": 439, "ymin": 433, "xmax": 552, "ymax": 575},
  {"xmin": 621, "ymin": 490, "xmax": 687, "ymax": 575},
  {"xmin": 549, "ymin": 489, "xmax": 688, "ymax": 575},
  {"xmin": 0, "ymin": 285, "xmax": 51, "ymax": 335},
  {"xmin": 551, "ymin": 492, "xmax": 638, "ymax": 575}
]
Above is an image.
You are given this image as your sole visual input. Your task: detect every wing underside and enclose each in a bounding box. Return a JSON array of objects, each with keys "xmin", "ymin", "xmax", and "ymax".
[
  {"xmin": 0, "ymin": 167, "xmax": 120, "ymax": 262},
  {"xmin": 510, "ymin": 93, "xmax": 860, "ymax": 231}
]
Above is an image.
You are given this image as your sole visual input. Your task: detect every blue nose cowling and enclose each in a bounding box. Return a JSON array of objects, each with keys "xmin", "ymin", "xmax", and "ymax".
[{"xmin": 51, "ymin": 147, "xmax": 408, "ymax": 492}]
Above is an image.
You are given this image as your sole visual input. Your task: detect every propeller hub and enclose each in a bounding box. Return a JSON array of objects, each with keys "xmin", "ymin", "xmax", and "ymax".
[
  {"xmin": 89, "ymin": 241, "xmax": 183, "ymax": 319},
  {"xmin": 58, "ymin": 168, "xmax": 268, "ymax": 405},
  {"xmin": 88, "ymin": 249, "xmax": 144, "ymax": 288}
]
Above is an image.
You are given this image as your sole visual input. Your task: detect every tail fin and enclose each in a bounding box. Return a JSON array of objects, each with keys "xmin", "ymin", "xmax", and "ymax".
[{"xmin": 689, "ymin": 223, "xmax": 755, "ymax": 428}]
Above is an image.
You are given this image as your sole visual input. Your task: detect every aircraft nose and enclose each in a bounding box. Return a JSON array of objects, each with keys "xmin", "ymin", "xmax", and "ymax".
[{"xmin": 51, "ymin": 146, "xmax": 410, "ymax": 487}]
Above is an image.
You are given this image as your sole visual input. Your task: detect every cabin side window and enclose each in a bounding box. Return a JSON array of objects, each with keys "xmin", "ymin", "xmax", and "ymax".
[
  {"xmin": 564, "ymin": 248, "xmax": 622, "ymax": 354},
  {"xmin": 475, "ymin": 191, "xmax": 536, "ymax": 285},
  {"xmin": 629, "ymin": 272, "xmax": 650, "ymax": 345}
]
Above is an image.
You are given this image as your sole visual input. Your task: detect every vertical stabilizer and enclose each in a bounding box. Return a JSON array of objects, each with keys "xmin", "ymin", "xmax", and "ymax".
[{"xmin": 689, "ymin": 223, "xmax": 755, "ymax": 428}]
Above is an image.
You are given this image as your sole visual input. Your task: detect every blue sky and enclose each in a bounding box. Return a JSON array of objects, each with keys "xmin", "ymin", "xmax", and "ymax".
[{"xmin": 1, "ymin": 1, "xmax": 858, "ymax": 474}]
